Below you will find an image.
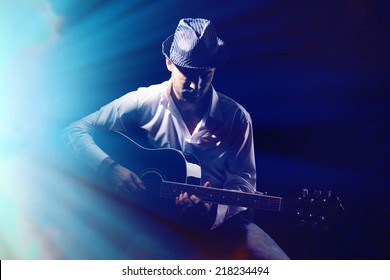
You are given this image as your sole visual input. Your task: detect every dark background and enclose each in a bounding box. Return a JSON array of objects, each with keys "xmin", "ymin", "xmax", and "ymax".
[{"xmin": 47, "ymin": 0, "xmax": 388, "ymax": 259}]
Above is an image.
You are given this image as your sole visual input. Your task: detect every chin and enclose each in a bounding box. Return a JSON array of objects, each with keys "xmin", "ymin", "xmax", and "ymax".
[
  {"xmin": 183, "ymin": 96, "xmax": 199, "ymax": 103},
  {"xmin": 182, "ymin": 92, "xmax": 201, "ymax": 103}
]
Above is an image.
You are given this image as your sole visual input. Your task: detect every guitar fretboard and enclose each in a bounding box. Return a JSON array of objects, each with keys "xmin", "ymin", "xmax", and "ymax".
[{"xmin": 159, "ymin": 181, "xmax": 282, "ymax": 212}]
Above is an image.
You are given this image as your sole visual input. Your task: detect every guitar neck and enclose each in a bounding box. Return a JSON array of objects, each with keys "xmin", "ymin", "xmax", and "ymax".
[{"xmin": 159, "ymin": 181, "xmax": 283, "ymax": 212}]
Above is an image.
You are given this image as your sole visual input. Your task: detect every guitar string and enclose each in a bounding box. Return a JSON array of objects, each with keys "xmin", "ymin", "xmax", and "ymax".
[
  {"xmin": 125, "ymin": 179, "xmax": 318, "ymax": 215},
  {"xmin": 138, "ymin": 180, "xmax": 324, "ymax": 217},
  {"xmin": 140, "ymin": 180, "xmax": 284, "ymax": 209},
  {"xmin": 157, "ymin": 181, "xmax": 316, "ymax": 206},
  {"xmin": 130, "ymin": 177, "xmax": 306, "ymax": 206},
  {"xmin": 142, "ymin": 179, "xmax": 303, "ymax": 205}
]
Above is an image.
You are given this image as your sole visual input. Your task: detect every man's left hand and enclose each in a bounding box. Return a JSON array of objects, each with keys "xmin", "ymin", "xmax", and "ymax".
[{"xmin": 175, "ymin": 182, "xmax": 212, "ymax": 215}]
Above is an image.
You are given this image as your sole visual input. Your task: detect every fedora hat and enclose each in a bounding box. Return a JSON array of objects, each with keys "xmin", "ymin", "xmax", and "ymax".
[{"xmin": 162, "ymin": 18, "xmax": 228, "ymax": 69}]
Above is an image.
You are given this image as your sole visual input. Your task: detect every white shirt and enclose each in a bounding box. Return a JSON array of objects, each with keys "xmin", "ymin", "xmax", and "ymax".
[{"xmin": 62, "ymin": 80, "xmax": 256, "ymax": 229}]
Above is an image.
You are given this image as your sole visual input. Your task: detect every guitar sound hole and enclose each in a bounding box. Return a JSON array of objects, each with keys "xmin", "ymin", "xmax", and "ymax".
[{"xmin": 141, "ymin": 170, "xmax": 164, "ymax": 183}]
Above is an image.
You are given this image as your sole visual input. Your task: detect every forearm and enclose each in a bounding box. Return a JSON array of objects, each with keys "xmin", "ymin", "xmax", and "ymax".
[
  {"xmin": 61, "ymin": 114, "xmax": 109, "ymax": 170},
  {"xmin": 61, "ymin": 95, "xmax": 133, "ymax": 171}
]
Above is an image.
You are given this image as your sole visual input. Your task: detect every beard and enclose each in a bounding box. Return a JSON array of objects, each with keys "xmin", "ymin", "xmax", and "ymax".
[{"xmin": 181, "ymin": 90, "xmax": 201, "ymax": 103}]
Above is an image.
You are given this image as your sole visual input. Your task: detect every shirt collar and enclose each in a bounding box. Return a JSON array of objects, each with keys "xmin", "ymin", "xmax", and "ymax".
[
  {"xmin": 160, "ymin": 80, "xmax": 171, "ymax": 108},
  {"xmin": 209, "ymin": 86, "xmax": 223, "ymax": 121}
]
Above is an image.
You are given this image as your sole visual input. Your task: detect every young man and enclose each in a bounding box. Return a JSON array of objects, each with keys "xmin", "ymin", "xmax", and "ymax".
[{"xmin": 62, "ymin": 18, "xmax": 289, "ymax": 259}]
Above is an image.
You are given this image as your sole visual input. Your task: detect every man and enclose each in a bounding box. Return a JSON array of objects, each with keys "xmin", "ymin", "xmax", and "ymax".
[{"xmin": 62, "ymin": 18, "xmax": 289, "ymax": 259}]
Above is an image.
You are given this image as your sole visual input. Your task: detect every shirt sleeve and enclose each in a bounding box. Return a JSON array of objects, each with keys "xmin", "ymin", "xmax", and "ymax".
[
  {"xmin": 217, "ymin": 108, "xmax": 257, "ymax": 225},
  {"xmin": 61, "ymin": 91, "xmax": 140, "ymax": 171}
]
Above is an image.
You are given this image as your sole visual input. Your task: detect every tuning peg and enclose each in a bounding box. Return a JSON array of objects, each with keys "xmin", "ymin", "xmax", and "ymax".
[
  {"xmin": 327, "ymin": 190, "xmax": 332, "ymax": 198},
  {"xmin": 302, "ymin": 188, "xmax": 309, "ymax": 197}
]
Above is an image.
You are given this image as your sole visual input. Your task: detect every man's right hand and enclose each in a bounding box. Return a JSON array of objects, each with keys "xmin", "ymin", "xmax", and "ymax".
[{"xmin": 108, "ymin": 164, "xmax": 146, "ymax": 194}]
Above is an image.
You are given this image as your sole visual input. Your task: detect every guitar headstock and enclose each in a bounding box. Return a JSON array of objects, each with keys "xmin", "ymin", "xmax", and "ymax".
[{"xmin": 292, "ymin": 188, "xmax": 345, "ymax": 230}]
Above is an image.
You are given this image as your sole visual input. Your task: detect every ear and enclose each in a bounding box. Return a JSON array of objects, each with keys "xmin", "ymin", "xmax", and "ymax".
[{"xmin": 165, "ymin": 59, "xmax": 174, "ymax": 72}]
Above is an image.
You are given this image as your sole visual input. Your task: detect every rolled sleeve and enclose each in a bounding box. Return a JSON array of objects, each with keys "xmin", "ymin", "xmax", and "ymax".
[
  {"xmin": 61, "ymin": 91, "xmax": 140, "ymax": 171},
  {"xmin": 212, "ymin": 109, "xmax": 256, "ymax": 228}
]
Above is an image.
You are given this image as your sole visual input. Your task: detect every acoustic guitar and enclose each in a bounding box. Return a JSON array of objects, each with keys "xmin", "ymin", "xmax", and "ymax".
[{"xmin": 93, "ymin": 131, "xmax": 343, "ymax": 228}]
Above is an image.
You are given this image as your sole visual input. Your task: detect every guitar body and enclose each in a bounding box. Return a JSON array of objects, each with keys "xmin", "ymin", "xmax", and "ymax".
[
  {"xmin": 93, "ymin": 131, "xmax": 206, "ymax": 227},
  {"xmin": 94, "ymin": 131, "xmax": 202, "ymax": 186}
]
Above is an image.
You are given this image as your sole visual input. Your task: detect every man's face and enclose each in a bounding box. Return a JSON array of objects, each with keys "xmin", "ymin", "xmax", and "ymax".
[{"xmin": 166, "ymin": 60, "xmax": 215, "ymax": 103}]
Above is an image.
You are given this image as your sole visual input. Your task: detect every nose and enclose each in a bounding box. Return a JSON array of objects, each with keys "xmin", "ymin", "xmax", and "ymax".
[
  {"xmin": 189, "ymin": 76, "xmax": 201, "ymax": 91},
  {"xmin": 189, "ymin": 81, "xmax": 197, "ymax": 91}
]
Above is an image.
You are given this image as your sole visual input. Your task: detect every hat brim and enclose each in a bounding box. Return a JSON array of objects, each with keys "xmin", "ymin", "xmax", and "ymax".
[
  {"xmin": 162, "ymin": 35, "xmax": 174, "ymax": 61},
  {"xmin": 162, "ymin": 34, "xmax": 228, "ymax": 69}
]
